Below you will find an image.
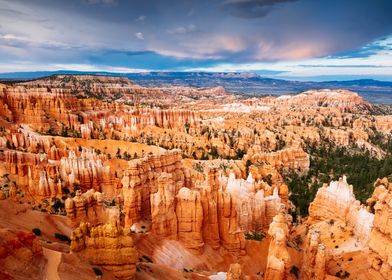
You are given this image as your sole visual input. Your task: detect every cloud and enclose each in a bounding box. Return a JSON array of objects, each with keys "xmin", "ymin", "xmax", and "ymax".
[
  {"xmin": 135, "ymin": 32, "xmax": 144, "ymax": 40},
  {"xmin": 167, "ymin": 24, "xmax": 196, "ymax": 35},
  {"xmin": 148, "ymin": 34, "xmax": 247, "ymax": 59},
  {"xmin": 329, "ymin": 38, "xmax": 392, "ymax": 59},
  {"xmin": 102, "ymin": 50, "xmax": 155, "ymax": 56},
  {"xmin": 0, "ymin": 61, "xmax": 150, "ymax": 73},
  {"xmin": 0, "ymin": 33, "xmax": 79, "ymax": 50},
  {"xmin": 299, "ymin": 64, "xmax": 389, "ymax": 68},
  {"xmin": 1, "ymin": 0, "xmax": 392, "ymax": 77},
  {"xmin": 136, "ymin": 15, "xmax": 146, "ymax": 21},
  {"xmin": 0, "ymin": 7, "xmax": 26, "ymax": 17},
  {"xmin": 223, "ymin": 0, "xmax": 298, "ymax": 18},
  {"xmin": 86, "ymin": 0, "xmax": 117, "ymax": 7}
]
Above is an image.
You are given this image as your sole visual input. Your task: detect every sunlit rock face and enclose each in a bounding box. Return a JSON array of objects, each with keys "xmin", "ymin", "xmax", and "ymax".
[
  {"xmin": 121, "ymin": 150, "xmax": 185, "ymax": 228},
  {"xmin": 176, "ymin": 187, "xmax": 204, "ymax": 252},
  {"xmin": 70, "ymin": 221, "xmax": 138, "ymax": 280},
  {"xmin": 248, "ymin": 147, "xmax": 310, "ymax": 172},
  {"xmin": 65, "ymin": 189, "xmax": 120, "ymax": 227},
  {"xmin": 309, "ymin": 176, "xmax": 374, "ymax": 245},
  {"xmin": 2, "ymin": 75, "xmax": 392, "ymax": 280},
  {"xmin": 264, "ymin": 205, "xmax": 293, "ymax": 280},
  {"xmin": 300, "ymin": 230, "xmax": 326, "ymax": 280},
  {"xmin": 150, "ymin": 173, "xmax": 178, "ymax": 239},
  {"xmin": 226, "ymin": 263, "xmax": 246, "ymax": 280},
  {"xmin": 368, "ymin": 178, "xmax": 392, "ymax": 279}
]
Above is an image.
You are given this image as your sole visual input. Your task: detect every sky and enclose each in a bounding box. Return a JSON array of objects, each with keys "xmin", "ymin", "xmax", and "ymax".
[{"xmin": 0, "ymin": 0, "xmax": 392, "ymax": 81}]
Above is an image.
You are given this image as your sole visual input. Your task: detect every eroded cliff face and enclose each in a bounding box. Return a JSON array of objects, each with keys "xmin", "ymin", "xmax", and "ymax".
[
  {"xmin": 70, "ymin": 221, "xmax": 138, "ymax": 280},
  {"xmin": 226, "ymin": 263, "xmax": 246, "ymax": 280},
  {"xmin": 1, "ymin": 76, "xmax": 392, "ymax": 280},
  {"xmin": 65, "ymin": 189, "xmax": 121, "ymax": 227},
  {"xmin": 121, "ymin": 150, "xmax": 185, "ymax": 228},
  {"xmin": 368, "ymin": 178, "xmax": 392, "ymax": 279},
  {"xmin": 309, "ymin": 176, "xmax": 374, "ymax": 245},
  {"xmin": 122, "ymin": 162, "xmax": 281, "ymax": 254},
  {"xmin": 150, "ymin": 173, "xmax": 178, "ymax": 239},
  {"xmin": 300, "ymin": 230, "xmax": 327, "ymax": 280},
  {"xmin": 176, "ymin": 187, "xmax": 205, "ymax": 252},
  {"xmin": 265, "ymin": 205, "xmax": 293, "ymax": 280}
]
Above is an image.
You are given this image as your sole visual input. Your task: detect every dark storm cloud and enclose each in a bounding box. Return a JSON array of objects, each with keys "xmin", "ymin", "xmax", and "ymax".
[{"xmin": 223, "ymin": 0, "xmax": 298, "ymax": 18}]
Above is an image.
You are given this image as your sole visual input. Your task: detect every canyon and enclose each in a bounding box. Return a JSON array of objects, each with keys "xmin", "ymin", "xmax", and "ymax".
[{"xmin": 0, "ymin": 74, "xmax": 392, "ymax": 279}]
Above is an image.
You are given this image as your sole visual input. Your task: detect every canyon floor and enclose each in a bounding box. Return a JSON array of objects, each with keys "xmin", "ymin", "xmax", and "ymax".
[{"xmin": 0, "ymin": 74, "xmax": 391, "ymax": 280}]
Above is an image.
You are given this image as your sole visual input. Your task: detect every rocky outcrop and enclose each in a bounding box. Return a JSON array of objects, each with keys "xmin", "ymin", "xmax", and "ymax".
[
  {"xmin": 264, "ymin": 89, "xmax": 371, "ymax": 112},
  {"xmin": 264, "ymin": 205, "xmax": 293, "ymax": 280},
  {"xmin": 150, "ymin": 173, "xmax": 177, "ymax": 239},
  {"xmin": 200, "ymin": 168, "xmax": 221, "ymax": 249},
  {"xmin": 121, "ymin": 150, "xmax": 185, "ymax": 228},
  {"xmin": 6, "ymin": 127, "xmax": 52, "ymax": 155},
  {"xmin": 3, "ymin": 150, "xmax": 62, "ymax": 198},
  {"xmin": 65, "ymin": 189, "xmax": 120, "ymax": 227},
  {"xmin": 70, "ymin": 221, "xmax": 138, "ymax": 280},
  {"xmin": 149, "ymin": 169, "xmax": 282, "ymax": 253},
  {"xmin": 129, "ymin": 108, "xmax": 197, "ymax": 130},
  {"xmin": 59, "ymin": 149, "xmax": 106, "ymax": 192},
  {"xmin": 216, "ymin": 189, "xmax": 246, "ymax": 253},
  {"xmin": 176, "ymin": 187, "xmax": 204, "ymax": 252},
  {"xmin": 3, "ymin": 147, "xmax": 109, "ymax": 199},
  {"xmin": 368, "ymin": 179, "xmax": 392, "ymax": 279},
  {"xmin": 249, "ymin": 147, "xmax": 310, "ymax": 172},
  {"xmin": 309, "ymin": 176, "xmax": 374, "ymax": 245},
  {"xmin": 2, "ymin": 75, "xmax": 391, "ymax": 280},
  {"xmin": 227, "ymin": 263, "xmax": 246, "ymax": 280},
  {"xmin": 0, "ymin": 228, "xmax": 45, "ymax": 280},
  {"xmin": 0, "ymin": 84, "xmax": 75, "ymax": 131},
  {"xmin": 301, "ymin": 230, "xmax": 326, "ymax": 280}
]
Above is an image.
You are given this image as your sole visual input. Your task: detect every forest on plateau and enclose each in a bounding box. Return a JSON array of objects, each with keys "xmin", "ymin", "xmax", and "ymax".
[{"xmin": 284, "ymin": 131, "xmax": 392, "ymax": 217}]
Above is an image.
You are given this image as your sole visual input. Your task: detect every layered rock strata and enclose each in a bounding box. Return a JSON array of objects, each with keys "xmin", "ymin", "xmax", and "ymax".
[
  {"xmin": 121, "ymin": 150, "xmax": 185, "ymax": 228},
  {"xmin": 65, "ymin": 189, "xmax": 120, "ymax": 227},
  {"xmin": 70, "ymin": 221, "xmax": 138, "ymax": 280}
]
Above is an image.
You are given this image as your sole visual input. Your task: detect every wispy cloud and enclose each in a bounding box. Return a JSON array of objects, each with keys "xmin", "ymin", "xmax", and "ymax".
[
  {"xmin": 329, "ymin": 37, "xmax": 392, "ymax": 59},
  {"xmin": 223, "ymin": 0, "xmax": 298, "ymax": 18},
  {"xmin": 135, "ymin": 32, "xmax": 144, "ymax": 40},
  {"xmin": 85, "ymin": 0, "xmax": 117, "ymax": 7},
  {"xmin": 136, "ymin": 15, "xmax": 146, "ymax": 21},
  {"xmin": 167, "ymin": 24, "xmax": 197, "ymax": 35}
]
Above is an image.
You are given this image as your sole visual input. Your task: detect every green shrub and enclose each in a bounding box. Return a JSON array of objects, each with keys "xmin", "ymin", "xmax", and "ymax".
[
  {"xmin": 32, "ymin": 228, "xmax": 41, "ymax": 236},
  {"xmin": 54, "ymin": 233, "xmax": 71, "ymax": 243},
  {"xmin": 290, "ymin": 265, "xmax": 300, "ymax": 278},
  {"xmin": 92, "ymin": 267, "xmax": 103, "ymax": 276},
  {"xmin": 142, "ymin": 255, "xmax": 153, "ymax": 263},
  {"xmin": 335, "ymin": 270, "xmax": 350, "ymax": 279},
  {"xmin": 245, "ymin": 231, "xmax": 265, "ymax": 241}
]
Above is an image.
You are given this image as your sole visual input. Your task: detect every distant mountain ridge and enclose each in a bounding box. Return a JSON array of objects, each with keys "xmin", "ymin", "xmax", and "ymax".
[{"xmin": 1, "ymin": 70, "xmax": 392, "ymax": 104}]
